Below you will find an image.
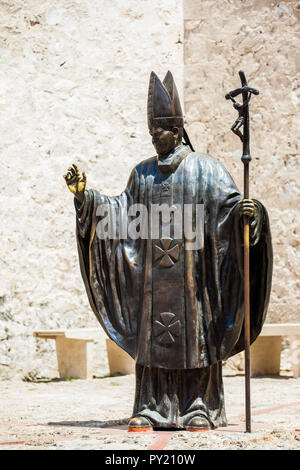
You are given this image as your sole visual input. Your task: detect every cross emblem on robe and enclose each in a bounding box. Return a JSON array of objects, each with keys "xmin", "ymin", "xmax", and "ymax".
[
  {"xmin": 154, "ymin": 238, "xmax": 180, "ymax": 268},
  {"xmin": 153, "ymin": 312, "xmax": 181, "ymax": 345}
]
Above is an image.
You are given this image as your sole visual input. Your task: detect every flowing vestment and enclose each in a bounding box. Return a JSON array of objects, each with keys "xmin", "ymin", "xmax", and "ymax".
[{"xmin": 75, "ymin": 146, "xmax": 272, "ymax": 428}]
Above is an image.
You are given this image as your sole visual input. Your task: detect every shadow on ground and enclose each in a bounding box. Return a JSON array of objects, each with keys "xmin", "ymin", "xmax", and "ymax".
[
  {"xmin": 47, "ymin": 418, "xmax": 129, "ymax": 429},
  {"xmin": 22, "ymin": 374, "xmax": 112, "ymax": 383}
]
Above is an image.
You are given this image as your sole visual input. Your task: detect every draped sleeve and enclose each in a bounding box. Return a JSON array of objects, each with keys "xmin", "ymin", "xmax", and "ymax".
[
  {"xmin": 190, "ymin": 154, "xmax": 273, "ymax": 362},
  {"xmin": 74, "ymin": 168, "xmax": 142, "ymax": 358}
]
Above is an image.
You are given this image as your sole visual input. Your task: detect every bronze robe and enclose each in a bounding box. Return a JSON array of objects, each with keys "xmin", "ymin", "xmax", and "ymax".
[{"xmin": 75, "ymin": 146, "xmax": 272, "ymax": 428}]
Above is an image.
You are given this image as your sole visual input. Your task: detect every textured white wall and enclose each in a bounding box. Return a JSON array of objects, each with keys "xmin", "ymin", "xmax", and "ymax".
[
  {"xmin": 183, "ymin": 0, "xmax": 300, "ymax": 323},
  {"xmin": 0, "ymin": 0, "xmax": 183, "ymax": 377},
  {"xmin": 1, "ymin": 0, "xmax": 299, "ymax": 378}
]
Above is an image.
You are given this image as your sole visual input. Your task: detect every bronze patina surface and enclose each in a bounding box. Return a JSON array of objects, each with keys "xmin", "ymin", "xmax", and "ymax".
[{"xmin": 64, "ymin": 71, "xmax": 273, "ymax": 431}]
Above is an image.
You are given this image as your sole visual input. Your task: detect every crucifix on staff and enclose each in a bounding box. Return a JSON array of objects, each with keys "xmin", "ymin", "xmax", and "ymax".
[{"xmin": 226, "ymin": 70, "xmax": 264, "ymax": 433}]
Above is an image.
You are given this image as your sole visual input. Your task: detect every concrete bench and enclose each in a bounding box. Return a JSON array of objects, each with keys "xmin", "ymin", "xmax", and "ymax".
[
  {"xmin": 250, "ymin": 323, "xmax": 300, "ymax": 377},
  {"xmin": 34, "ymin": 329, "xmax": 135, "ymax": 379},
  {"xmin": 34, "ymin": 329, "xmax": 99, "ymax": 379},
  {"xmin": 35, "ymin": 323, "xmax": 300, "ymax": 379}
]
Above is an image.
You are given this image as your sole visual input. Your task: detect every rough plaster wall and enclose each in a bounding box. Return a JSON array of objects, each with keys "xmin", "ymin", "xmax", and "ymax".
[
  {"xmin": 0, "ymin": 0, "xmax": 183, "ymax": 378},
  {"xmin": 184, "ymin": 0, "xmax": 299, "ymax": 323}
]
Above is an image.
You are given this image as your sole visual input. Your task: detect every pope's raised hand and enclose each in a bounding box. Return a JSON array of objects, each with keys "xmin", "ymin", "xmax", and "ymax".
[{"xmin": 63, "ymin": 164, "xmax": 86, "ymax": 203}]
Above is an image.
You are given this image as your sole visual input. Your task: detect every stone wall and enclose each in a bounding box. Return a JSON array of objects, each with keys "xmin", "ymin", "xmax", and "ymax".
[
  {"xmin": 0, "ymin": 0, "xmax": 184, "ymax": 378},
  {"xmin": 184, "ymin": 0, "xmax": 300, "ymax": 323},
  {"xmin": 0, "ymin": 0, "xmax": 299, "ymax": 379}
]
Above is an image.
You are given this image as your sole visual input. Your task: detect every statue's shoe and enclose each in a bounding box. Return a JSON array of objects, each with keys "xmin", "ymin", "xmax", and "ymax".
[
  {"xmin": 128, "ymin": 416, "xmax": 153, "ymax": 432},
  {"xmin": 185, "ymin": 416, "xmax": 211, "ymax": 432}
]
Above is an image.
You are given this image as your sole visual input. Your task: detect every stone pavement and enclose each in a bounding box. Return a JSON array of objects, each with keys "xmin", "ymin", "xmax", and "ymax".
[{"xmin": 0, "ymin": 371, "xmax": 299, "ymax": 450}]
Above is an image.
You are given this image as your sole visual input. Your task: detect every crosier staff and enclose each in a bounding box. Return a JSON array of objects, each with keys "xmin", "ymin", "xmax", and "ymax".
[{"xmin": 225, "ymin": 70, "xmax": 259, "ymax": 433}]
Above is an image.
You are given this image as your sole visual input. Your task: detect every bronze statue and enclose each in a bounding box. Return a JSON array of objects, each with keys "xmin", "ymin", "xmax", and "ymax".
[{"xmin": 64, "ymin": 71, "xmax": 272, "ymax": 432}]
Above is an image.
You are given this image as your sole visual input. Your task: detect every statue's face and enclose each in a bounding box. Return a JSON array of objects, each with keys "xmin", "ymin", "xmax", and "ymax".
[{"xmin": 150, "ymin": 127, "xmax": 178, "ymax": 157}]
